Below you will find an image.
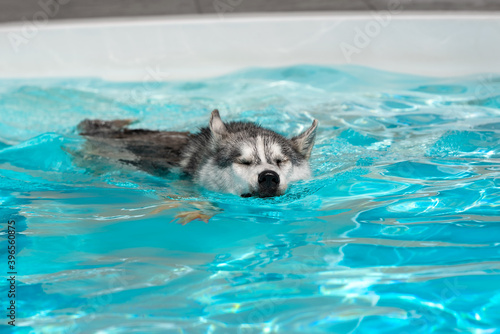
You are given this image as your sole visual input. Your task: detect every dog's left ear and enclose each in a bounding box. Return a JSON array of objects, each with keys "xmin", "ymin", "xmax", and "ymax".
[
  {"xmin": 291, "ymin": 120, "xmax": 318, "ymax": 159},
  {"xmin": 209, "ymin": 109, "xmax": 228, "ymax": 140}
]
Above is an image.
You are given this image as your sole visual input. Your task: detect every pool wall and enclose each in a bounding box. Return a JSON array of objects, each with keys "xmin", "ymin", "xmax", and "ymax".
[{"xmin": 0, "ymin": 12, "xmax": 499, "ymax": 80}]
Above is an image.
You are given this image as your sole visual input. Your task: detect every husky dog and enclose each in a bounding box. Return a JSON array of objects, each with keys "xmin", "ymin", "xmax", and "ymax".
[{"xmin": 78, "ymin": 110, "xmax": 318, "ymax": 198}]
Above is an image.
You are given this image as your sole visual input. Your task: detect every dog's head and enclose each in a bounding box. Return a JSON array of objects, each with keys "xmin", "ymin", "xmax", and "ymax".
[{"xmin": 198, "ymin": 110, "xmax": 318, "ymax": 198}]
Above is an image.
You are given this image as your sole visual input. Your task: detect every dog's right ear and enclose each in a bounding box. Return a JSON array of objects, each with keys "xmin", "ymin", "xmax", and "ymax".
[
  {"xmin": 291, "ymin": 119, "xmax": 318, "ymax": 159},
  {"xmin": 209, "ymin": 109, "xmax": 228, "ymax": 140}
]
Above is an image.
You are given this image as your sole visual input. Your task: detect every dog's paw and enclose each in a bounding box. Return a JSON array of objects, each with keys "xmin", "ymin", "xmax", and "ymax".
[
  {"xmin": 173, "ymin": 211, "xmax": 213, "ymax": 225},
  {"xmin": 150, "ymin": 198, "xmax": 221, "ymax": 225},
  {"xmin": 150, "ymin": 201, "xmax": 182, "ymax": 215}
]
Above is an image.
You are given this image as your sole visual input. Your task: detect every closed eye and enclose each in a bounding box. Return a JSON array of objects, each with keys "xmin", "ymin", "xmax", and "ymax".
[
  {"xmin": 276, "ymin": 158, "xmax": 288, "ymax": 166},
  {"xmin": 237, "ymin": 160, "xmax": 252, "ymax": 166}
]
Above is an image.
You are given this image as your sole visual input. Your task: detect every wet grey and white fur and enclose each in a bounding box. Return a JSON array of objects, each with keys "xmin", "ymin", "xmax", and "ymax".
[
  {"xmin": 78, "ymin": 110, "xmax": 318, "ymax": 198},
  {"xmin": 179, "ymin": 110, "xmax": 318, "ymax": 198}
]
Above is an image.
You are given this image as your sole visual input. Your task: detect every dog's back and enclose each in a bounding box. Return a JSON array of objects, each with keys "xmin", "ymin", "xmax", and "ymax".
[{"xmin": 77, "ymin": 119, "xmax": 190, "ymax": 176}]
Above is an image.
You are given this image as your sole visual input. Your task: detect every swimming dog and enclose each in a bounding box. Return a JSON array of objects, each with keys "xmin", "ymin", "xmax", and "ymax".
[{"xmin": 78, "ymin": 110, "xmax": 318, "ymax": 198}]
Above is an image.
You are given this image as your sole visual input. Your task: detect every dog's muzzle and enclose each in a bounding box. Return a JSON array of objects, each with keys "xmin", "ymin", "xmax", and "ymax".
[{"xmin": 257, "ymin": 170, "xmax": 280, "ymax": 198}]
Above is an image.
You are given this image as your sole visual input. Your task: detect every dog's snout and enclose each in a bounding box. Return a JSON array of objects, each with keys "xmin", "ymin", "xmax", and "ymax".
[
  {"xmin": 257, "ymin": 170, "xmax": 280, "ymax": 198},
  {"xmin": 258, "ymin": 170, "xmax": 280, "ymax": 186}
]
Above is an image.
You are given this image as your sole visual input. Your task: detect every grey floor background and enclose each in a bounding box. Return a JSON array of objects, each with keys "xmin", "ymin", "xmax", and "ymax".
[{"xmin": 1, "ymin": 0, "xmax": 500, "ymax": 23}]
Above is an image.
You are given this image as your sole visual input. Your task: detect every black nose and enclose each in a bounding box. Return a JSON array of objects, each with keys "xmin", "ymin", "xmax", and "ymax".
[
  {"xmin": 258, "ymin": 170, "xmax": 280, "ymax": 187},
  {"xmin": 257, "ymin": 171, "xmax": 280, "ymax": 198}
]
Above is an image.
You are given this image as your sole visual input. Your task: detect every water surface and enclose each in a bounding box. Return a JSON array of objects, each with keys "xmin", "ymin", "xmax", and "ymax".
[{"xmin": 1, "ymin": 65, "xmax": 499, "ymax": 333}]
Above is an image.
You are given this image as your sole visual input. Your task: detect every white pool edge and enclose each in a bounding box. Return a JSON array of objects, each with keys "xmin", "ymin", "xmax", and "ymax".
[{"xmin": 1, "ymin": 12, "xmax": 499, "ymax": 80}]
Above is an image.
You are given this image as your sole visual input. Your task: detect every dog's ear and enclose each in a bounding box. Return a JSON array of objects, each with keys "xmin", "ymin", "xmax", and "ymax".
[
  {"xmin": 291, "ymin": 120, "xmax": 318, "ymax": 159},
  {"xmin": 209, "ymin": 109, "xmax": 228, "ymax": 140}
]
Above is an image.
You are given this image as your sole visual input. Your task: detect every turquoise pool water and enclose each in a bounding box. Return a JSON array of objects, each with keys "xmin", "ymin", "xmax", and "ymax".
[{"xmin": 1, "ymin": 65, "xmax": 499, "ymax": 333}]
